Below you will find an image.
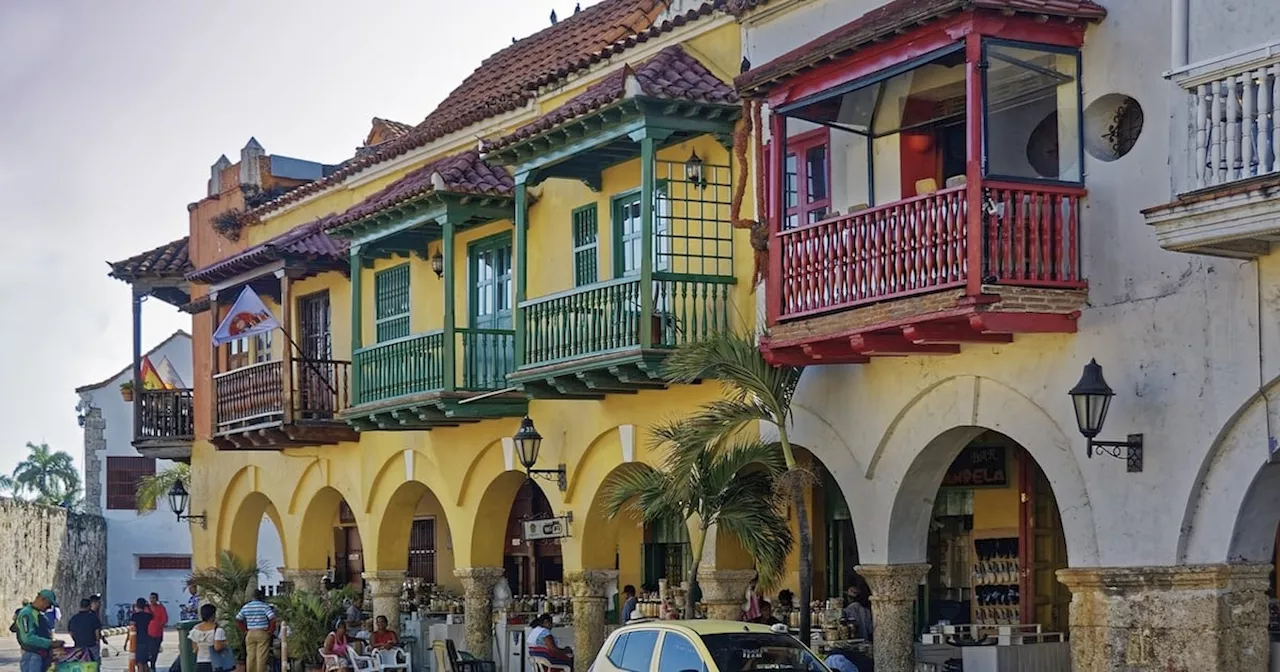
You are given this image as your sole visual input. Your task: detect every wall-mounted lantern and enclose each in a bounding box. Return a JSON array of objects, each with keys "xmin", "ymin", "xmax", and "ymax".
[
  {"xmin": 685, "ymin": 150, "xmax": 707, "ymax": 190},
  {"xmin": 513, "ymin": 416, "xmax": 566, "ymax": 491},
  {"xmin": 1068, "ymin": 358, "xmax": 1143, "ymax": 472},
  {"xmin": 168, "ymin": 480, "xmax": 207, "ymax": 528},
  {"xmin": 431, "ymin": 250, "xmax": 444, "ymax": 278}
]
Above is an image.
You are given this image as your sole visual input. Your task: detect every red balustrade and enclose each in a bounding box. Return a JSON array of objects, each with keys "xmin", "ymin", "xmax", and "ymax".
[{"xmin": 776, "ymin": 182, "xmax": 1084, "ymax": 320}]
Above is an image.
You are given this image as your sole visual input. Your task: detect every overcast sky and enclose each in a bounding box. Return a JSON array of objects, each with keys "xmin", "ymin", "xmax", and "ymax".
[{"xmin": 0, "ymin": 0, "xmax": 601, "ymax": 480}]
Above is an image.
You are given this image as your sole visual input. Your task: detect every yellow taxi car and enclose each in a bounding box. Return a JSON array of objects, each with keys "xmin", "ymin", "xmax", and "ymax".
[{"xmin": 588, "ymin": 620, "xmax": 829, "ymax": 672}]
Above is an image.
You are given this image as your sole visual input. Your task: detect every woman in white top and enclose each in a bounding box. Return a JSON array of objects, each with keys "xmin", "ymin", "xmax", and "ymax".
[{"xmin": 187, "ymin": 604, "xmax": 228, "ymax": 672}]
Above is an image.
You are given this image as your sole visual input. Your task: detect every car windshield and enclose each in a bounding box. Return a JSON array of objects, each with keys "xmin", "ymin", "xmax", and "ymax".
[{"xmin": 700, "ymin": 633, "xmax": 827, "ymax": 672}]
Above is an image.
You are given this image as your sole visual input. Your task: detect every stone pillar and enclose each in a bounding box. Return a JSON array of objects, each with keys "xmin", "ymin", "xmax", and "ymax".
[
  {"xmin": 455, "ymin": 567, "xmax": 504, "ymax": 660},
  {"xmin": 697, "ymin": 569, "xmax": 756, "ymax": 620},
  {"xmin": 568, "ymin": 569, "xmax": 619, "ymax": 672},
  {"xmin": 856, "ymin": 564, "xmax": 929, "ymax": 672},
  {"xmin": 279, "ymin": 568, "xmax": 327, "ymax": 594},
  {"xmin": 1058, "ymin": 563, "xmax": 1271, "ymax": 671},
  {"xmin": 363, "ymin": 570, "xmax": 407, "ymax": 631}
]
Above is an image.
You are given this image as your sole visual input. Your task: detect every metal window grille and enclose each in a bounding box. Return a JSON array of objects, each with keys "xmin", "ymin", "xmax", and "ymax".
[
  {"xmin": 572, "ymin": 205, "xmax": 599, "ymax": 286},
  {"xmin": 105, "ymin": 456, "xmax": 155, "ymax": 510},
  {"xmin": 374, "ymin": 264, "xmax": 411, "ymax": 342},
  {"xmin": 137, "ymin": 555, "xmax": 193, "ymax": 571},
  {"xmin": 407, "ymin": 518, "xmax": 437, "ymax": 583}
]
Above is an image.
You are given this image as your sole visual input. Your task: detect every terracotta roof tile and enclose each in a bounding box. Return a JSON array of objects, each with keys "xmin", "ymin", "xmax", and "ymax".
[
  {"xmin": 108, "ymin": 237, "xmax": 191, "ymax": 281},
  {"xmin": 248, "ymin": 0, "xmax": 728, "ymax": 219},
  {"xmin": 186, "ymin": 217, "xmax": 348, "ymax": 284},
  {"xmin": 486, "ymin": 45, "xmax": 738, "ymax": 153},
  {"xmin": 735, "ymin": 0, "xmax": 1106, "ymax": 93},
  {"xmin": 327, "ymin": 150, "xmax": 514, "ymax": 231}
]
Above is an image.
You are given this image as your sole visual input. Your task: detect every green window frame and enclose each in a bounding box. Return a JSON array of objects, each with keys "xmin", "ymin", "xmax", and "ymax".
[
  {"xmin": 374, "ymin": 263, "xmax": 411, "ymax": 342},
  {"xmin": 611, "ymin": 183, "xmax": 670, "ymax": 278},
  {"xmin": 572, "ymin": 204, "xmax": 599, "ymax": 287}
]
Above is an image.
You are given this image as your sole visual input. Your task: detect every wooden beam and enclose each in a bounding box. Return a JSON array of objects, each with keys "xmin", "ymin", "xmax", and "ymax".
[
  {"xmin": 849, "ymin": 333, "xmax": 960, "ymax": 355},
  {"xmin": 969, "ymin": 311, "xmax": 1079, "ymax": 334},
  {"xmin": 800, "ymin": 342, "xmax": 871, "ymax": 363},
  {"xmin": 903, "ymin": 322, "xmax": 1014, "ymax": 344}
]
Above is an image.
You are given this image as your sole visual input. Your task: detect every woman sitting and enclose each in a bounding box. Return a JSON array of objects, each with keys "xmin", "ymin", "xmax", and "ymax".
[
  {"xmin": 323, "ymin": 621, "xmax": 354, "ymax": 668},
  {"xmin": 187, "ymin": 604, "xmax": 228, "ymax": 672},
  {"xmin": 527, "ymin": 614, "xmax": 573, "ymax": 668},
  {"xmin": 369, "ymin": 616, "xmax": 399, "ymax": 650}
]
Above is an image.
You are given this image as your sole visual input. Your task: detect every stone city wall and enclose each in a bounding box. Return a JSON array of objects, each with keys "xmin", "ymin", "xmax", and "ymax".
[{"xmin": 0, "ymin": 498, "xmax": 107, "ymax": 628}]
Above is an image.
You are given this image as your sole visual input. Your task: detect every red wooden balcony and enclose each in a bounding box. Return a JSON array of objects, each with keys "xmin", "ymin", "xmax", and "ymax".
[{"xmin": 212, "ymin": 358, "xmax": 357, "ymax": 449}]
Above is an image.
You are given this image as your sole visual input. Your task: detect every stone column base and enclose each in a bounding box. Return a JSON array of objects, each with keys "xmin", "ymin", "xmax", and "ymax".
[
  {"xmin": 856, "ymin": 564, "xmax": 930, "ymax": 672},
  {"xmin": 363, "ymin": 570, "xmax": 407, "ymax": 631},
  {"xmin": 456, "ymin": 567, "xmax": 505, "ymax": 660},
  {"xmin": 279, "ymin": 568, "xmax": 327, "ymax": 594},
  {"xmin": 697, "ymin": 569, "xmax": 756, "ymax": 620},
  {"xmin": 1058, "ymin": 563, "xmax": 1271, "ymax": 672},
  {"xmin": 569, "ymin": 570, "xmax": 619, "ymax": 672}
]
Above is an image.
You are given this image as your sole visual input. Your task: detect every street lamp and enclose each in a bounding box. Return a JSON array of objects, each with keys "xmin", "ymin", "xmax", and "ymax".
[
  {"xmin": 685, "ymin": 150, "xmax": 707, "ymax": 190},
  {"xmin": 513, "ymin": 416, "xmax": 566, "ymax": 490},
  {"xmin": 431, "ymin": 250, "xmax": 444, "ymax": 278},
  {"xmin": 1068, "ymin": 359, "xmax": 1144, "ymax": 472},
  {"xmin": 168, "ymin": 480, "xmax": 207, "ymax": 528}
]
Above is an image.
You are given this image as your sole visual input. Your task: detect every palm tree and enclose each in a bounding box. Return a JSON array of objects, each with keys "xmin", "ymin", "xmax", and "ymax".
[
  {"xmin": 660, "ymin": 330, "xmax": 813, "ymax": 636},
  {"xmin": 12, "ymin": 442, "xmax": 81, "ymax": 506},
  {"xmin": 0, "ymin": 474, "xmax": 16, "ymax": 498},
  {"xmin": 189, "ymin": 551, "xmax": 265, "ymax": 662},
  {"xmin": 136, "ymin": 463, "xmax": 190, "ymax": 513},
  {"xmin": 603, "ymin": 435, "xmax": 793, "ymax": 618}
]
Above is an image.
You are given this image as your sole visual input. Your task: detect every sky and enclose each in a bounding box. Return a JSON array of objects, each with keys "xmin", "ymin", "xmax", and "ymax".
[{"xmin": 0, "ymin": 0, "xmax": 602, "ymax": 480}]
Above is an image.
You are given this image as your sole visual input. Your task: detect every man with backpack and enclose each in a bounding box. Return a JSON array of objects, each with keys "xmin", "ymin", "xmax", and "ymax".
[{"xmin": 12, "ymin": 589, "xmax": 65, "ymax": 672}]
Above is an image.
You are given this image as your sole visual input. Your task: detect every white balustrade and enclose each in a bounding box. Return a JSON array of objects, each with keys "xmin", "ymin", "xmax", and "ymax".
[{"xmin": 1188, "ymin": 60, "xmax": 1280, "ymax": 190}]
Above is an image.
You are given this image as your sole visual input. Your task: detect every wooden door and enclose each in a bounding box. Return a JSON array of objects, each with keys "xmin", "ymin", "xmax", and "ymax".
[
  {"xmin": 1019, "ymin": 453, "xmax": 1069, "ymax": 632},
  {"xmin": 297, "ymin": 291, "xmax": 334, "ymax": 418},
  {"xmin": 468, "ymin": 235, "xmax": 513, "ymax": 388}
]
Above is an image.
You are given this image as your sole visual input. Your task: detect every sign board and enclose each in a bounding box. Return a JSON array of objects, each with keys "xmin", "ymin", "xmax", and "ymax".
[
  {"xmin": 522, "ymin": 516, "xmax": 572, "ymax": 541},
  {"xmin": 941, "ymin": 445, "xmax": 1009, "ymax": 489}
]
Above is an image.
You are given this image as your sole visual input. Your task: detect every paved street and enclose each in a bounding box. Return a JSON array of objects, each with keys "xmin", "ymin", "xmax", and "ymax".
[{"xmin": 0, "ymin": 630, "xmax": 179, "ymax": 670}]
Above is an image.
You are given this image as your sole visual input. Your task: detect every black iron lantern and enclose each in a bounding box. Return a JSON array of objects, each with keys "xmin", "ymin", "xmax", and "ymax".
[
  {"xmin": 513, "ymin": 416, "xmax": 566, "ymax": 490},
  {"xmin": 430, "ymin": 250, "xmax": 444, "ymax": 278},
  {"xmin": 1067, "ymin": 359, "xmax": 1143, "ymax": 472},
  {"xmin": 685, "ymin": 150, "xmax": 706, "ymax": 189},
  {"xmin": 168, "ymin": 480, "xmax": 207, "ymax": 528}
]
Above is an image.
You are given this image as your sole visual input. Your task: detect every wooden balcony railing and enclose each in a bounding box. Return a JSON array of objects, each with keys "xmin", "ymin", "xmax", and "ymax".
[
  {"xmin": 136, "ymin": 388, "xmax": 194, "ymax": 442},
  {"xmin": 518, "ymin": 272, "xmax": 734, "ymax": 369},
  {"xmin": 776, "ymin": 181, "xmax": 1084, "ymax": 320},
  {"xmin": 215, "ymin": 359, "xmax": 352, "ymax": 433},
  {"xmin": 353, "ymin": 328, "xmax": 516, "ymax": 405}
]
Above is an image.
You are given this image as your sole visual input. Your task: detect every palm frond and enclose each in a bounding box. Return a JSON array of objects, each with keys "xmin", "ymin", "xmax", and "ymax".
[
  {"xmin": 601, "ymin": 466, "xmax": 684, "ymax": 525},
  {"xmin": 662, "ymin": 331, "xmax": 804, "ymax": 424},
  {"xmin": 137, "ymin": 464, "xmax": 190, "ymax": 513}
]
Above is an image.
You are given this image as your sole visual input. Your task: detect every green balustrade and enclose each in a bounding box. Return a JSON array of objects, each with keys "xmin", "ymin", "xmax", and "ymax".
[
  {"xmin": 518, "ymin": 273, "xmax": 734, "ymax": 369},
  {"xmin": 354, "ymin": 328, "xmax": 516, "ymax": 405}
]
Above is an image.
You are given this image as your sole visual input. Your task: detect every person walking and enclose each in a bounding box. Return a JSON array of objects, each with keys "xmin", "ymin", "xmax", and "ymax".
[
  {"xmin": 14, "ymin": 589, "xmax": 62, "ymax": 672},
  {"xmin": 235, "ymin": 589, "xmax": 277, "ymax": 672},
  {"xmin": 147, "ymin": 592, "xmax": 168, "ymax": 670},
  {"xmin": 68, "ymin": 598, "xmax": 104, "ymax": 662},
  {"xmin": 130, "ymin": 598, "xmax": 156, "ymax": 671}
]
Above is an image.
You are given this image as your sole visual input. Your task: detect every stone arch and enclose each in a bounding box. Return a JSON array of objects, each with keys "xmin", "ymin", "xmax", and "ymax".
[
  {"xmin": 564, "ymin": 425, "xmax": 640, "ymax": 504},
  {"xmin": 872, "ymin": 375, "xmax": 1098, "ymax": 566},
  {"xmin": 217, "ymin": 466, "xmax": 288, "ymax": 568},
  {"xmin": 468, "ymin": 470, "xmax": 559, "ymax": 569},
  {"xmin": 579, "ymin": 462, "xmax": 655, "ymax": 571},
  {"xmin": 1177, "ymin": 374, "xmax": 1280, "ymax": 564},
  {"xmin": 371, "ymin": 479, "xmax": 457, "ymax": 579},
  {"xmin": 296, "ymin": 485, "xmax": 354, "ymax": 570}
]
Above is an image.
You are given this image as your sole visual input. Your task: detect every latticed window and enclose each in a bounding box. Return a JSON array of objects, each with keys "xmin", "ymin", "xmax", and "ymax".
[
  {"xmin": 374, "ymin": 264, "xmax": 411, "ymax": 342},
  {"xmin": 407, "ymin": 517, "xmax": 437, "ymax": 582},
  {"xmin": 572, "ymin": 205, "xmax": 599, "ymax": 286},
  {"xmin": 106, "ymin": 456, "xmax": 155, "ymax": 510},
  {"xmin": 137, "ymin": 555, "xmax": 193, "ymax": 571}
]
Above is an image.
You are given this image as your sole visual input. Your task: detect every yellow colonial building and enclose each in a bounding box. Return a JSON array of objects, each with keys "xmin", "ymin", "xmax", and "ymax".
[{"xmin": 109, "ymin": 0, "xmax": 771, "ymax": 664}]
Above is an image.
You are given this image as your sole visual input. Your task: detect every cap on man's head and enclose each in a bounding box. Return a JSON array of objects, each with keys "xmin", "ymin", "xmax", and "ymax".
[
  {"xmin": 37, "ymin": 590, "xmax": 57, "ymax": 606},
  {"xmin": 90, "ymin": 594, "xmax": 101, "ymax": 602}
]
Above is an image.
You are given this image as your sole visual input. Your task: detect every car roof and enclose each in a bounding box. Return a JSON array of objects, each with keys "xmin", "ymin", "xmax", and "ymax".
[{"xmin": 615, "ymin": 620, "xmax": 781, "ymax": 636}]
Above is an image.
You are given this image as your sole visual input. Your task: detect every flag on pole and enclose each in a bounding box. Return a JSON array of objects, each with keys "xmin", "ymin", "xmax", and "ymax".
[
  {"xmin": 156, "ymin": 356, "xmax": 187, "ymax": 389},
  {"xmin": 212, "ymin": 286, "xmax": 281, "ymax": 347},
  {"xmin": 140, "ymin": 356, "xmax": 167, "ymax": 390}
]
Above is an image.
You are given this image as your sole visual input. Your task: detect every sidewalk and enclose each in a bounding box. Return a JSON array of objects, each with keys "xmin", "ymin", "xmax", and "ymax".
[{"xmin": 0, "ymin": 630, "xmax": 179, "ymax": 670}]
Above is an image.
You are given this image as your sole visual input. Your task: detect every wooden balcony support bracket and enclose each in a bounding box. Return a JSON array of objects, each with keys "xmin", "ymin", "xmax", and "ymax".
[
  {"xmin": 277, "ymin": 269, "xmax": 295, "ymax": 425},
  {"xmin": 902, "ymin": 322, "xmax": 1013, "ymax": 345},
  {"xmin": 800, "ymin": 342, "xmax": 871, "ymax": 364},
  {"xmin": 848, "ymin": 333, "xmax": 960, "ymax": 356},
  {"xmin": 968, "ymin": 311, "xmax": 1080, "ymax": 334}
]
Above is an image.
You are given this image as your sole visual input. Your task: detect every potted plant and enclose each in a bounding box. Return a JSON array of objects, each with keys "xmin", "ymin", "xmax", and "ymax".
[
  {"xmin": 272, "ymin": 586, "xmax": 356, "ymax": 672},
  {"xmin": 119, "ymin": 380, "xmax": 135, "ymax": 402},
  {"xmin": 188, "ymin": 551, "xmax": 265, "ymax": 670}
]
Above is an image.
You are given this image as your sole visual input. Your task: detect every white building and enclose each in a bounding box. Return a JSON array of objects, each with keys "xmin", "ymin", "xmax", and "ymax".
[
  {"xmin": 729, "ymin": 0, "xmax": 1280, "ymax": 669},
  {"xmin": 77, "ymin": 331, "xmax": 284, "ymax": 626}
]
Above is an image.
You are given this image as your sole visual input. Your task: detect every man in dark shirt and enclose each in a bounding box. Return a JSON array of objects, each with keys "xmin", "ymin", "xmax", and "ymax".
[
  {"xmin": 130, "ymin": 598, "xmax": 155, "ymax": 671},
  {"xmin": 67, "ymin": 598, "xmax": 103, "ymax": 661}
]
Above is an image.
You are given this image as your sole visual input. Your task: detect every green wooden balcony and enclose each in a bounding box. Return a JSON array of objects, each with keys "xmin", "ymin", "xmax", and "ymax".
[
  {"xmin": 511, "ymin": 272, "xmax": 735, "ymax": 398},
  {"xmin": 344, "ymin": 327, "xmax": 526, "ymax": 430}
]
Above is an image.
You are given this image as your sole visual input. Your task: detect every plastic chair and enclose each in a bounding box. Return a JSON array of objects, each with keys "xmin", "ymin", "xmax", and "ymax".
[
  {"xmin": 376, "ymin": 647, "xmax": 412, "ymax": 672},
  {"xmin": 347, "ymin": 647, "xmax": 380, "ymax": 672},
  {"xmin": 447, "ymin": 639, "xmax": 497, "ymax": 672},
  {"xmin": 320, "ymin": 648, "xmax": 344, "ymax": 672},
  {"xmin": 530, "ymin": 654, "xmax": 573, "ymax": 672}
]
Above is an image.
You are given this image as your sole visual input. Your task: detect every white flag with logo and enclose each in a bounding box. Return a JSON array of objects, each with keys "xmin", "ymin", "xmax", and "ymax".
[
  {"xmin": 212, "ymin": 286, "xmax": 280, "ymax": 347},
  {"xmin": 156, "ymin": 356, "xmax": 187, "ymax": 389}
]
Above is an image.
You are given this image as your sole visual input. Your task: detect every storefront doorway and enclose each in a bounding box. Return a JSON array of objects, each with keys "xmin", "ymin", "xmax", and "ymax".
[
  {"xmin": 922, "ymin": 430, "xmax": 1069, "ymax": 634},
  {"xmin": 335, "ymin": 500, "xmax": 365, "ymax": 592},
  {"xmin": 503, "ymin": 480, "xmax": 563, "ymax": 596}
]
